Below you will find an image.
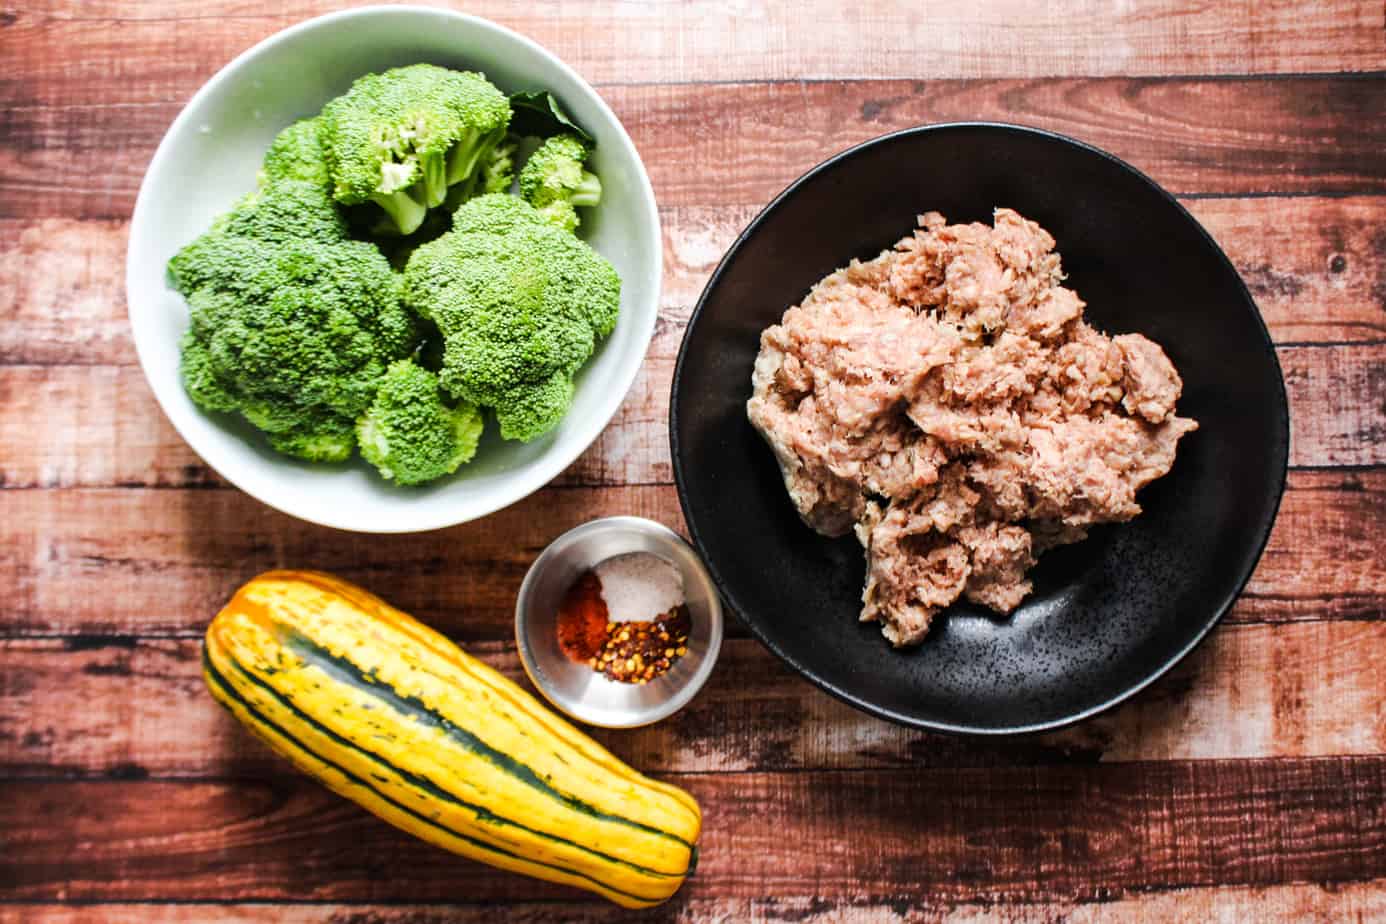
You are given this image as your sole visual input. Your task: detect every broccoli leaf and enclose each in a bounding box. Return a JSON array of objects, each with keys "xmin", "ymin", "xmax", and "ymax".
[{"xmin": 508, "ymin": 90, "xmax": 595, "ymax": 146}]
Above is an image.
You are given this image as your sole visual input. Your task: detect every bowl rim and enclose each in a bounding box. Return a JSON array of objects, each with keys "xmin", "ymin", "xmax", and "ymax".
[
  {"xmin": 513, "ymin": 516, "xmax": 725, "ymax": 728},
  {"xmin": 125, "ymin": 4, "xmax": 662, "ymax": 534},
  {"xmin": 669, "ymin": 120, "xmax": 1289, "ymax": 736}
]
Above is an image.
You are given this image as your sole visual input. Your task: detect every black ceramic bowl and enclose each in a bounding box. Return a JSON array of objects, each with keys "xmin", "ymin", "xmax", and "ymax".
[{"xmin": 670, "ymin": 123, "xmax": 1289, "ymax": 734}]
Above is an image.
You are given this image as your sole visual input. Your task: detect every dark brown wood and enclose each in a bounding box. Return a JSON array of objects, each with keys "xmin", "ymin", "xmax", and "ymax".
[
  {"xmin": 5, "ymin": 77, "xmax": 1386, "ymax": 221},
  {"xmin": 3, "ymin": 1, "xmax": 1384, "ymax": 917},
  {"xmin": 7, "ymin": 881, "xmax": 1386, "ymax": 924},
  {"xmin": 1, "ymin": 342, "xmax": 1382, "ymax": 490},
  {"xmin": 3, "ymin": 621, "xmax": 1385, "ymax": 781},
  {"xmin": 0, "ymin": 470, "xmax": 1380, "ymax": 640},
  {"xmin": 10, "ymin": 0, "xmax": 1385, "ymax": 91},
  {"xmin": 1282, "ymin": 345, "xmax": 1386, "ymax": 467},
  {"xmin": 5, "ymin": 198, "xmax": 1386, "ymax": 374},
  {"xmin": 1241, "ymin": 469, "xmax": 1386, "ymax": 622},
  {"xmin": 2, "ymin": 758, "xmax": 1383, "ymax": 903},
  {"xmin": 3, "ymin": 195, "xmax": 1383, "ymax": 499}
]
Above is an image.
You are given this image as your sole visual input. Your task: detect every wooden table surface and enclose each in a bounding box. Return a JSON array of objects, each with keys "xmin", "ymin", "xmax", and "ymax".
[{"xmin": 3, "ymin": 1, "xmax": 1386, "ymax": 921}]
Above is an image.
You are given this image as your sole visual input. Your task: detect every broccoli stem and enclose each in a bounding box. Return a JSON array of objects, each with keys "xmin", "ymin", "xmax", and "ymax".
[
  {"xmin": 379, "ymin": 160, "xmax": 417, "ymax": 194},
  {"xmin": 445, "ymin": 129, "xmax": 486, "ymax": 186},
  {"xmin": 571, "ymin": 170, "xmax": 602, "ymax": 208},
  {"xmin": 445, "ymin": 126, "xmax": 506, "ymax": 186},
  {"xmin": 372, "ymin": 188, "xmax": 428, "ymax": 235},
  {"xmin": 419, "ymin": 152, "xmax": 448, "ymax": 208}
]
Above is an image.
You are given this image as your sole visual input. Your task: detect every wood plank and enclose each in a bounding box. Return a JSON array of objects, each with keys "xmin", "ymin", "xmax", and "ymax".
[
  {"xmin": 0, "ymin": 359, "xmax": 674, "ymax": 490},
  {"xmin": 2, "ymin": 758, "xmax": 1383, "ymax": 902},
  {"xmin": 1282, "ymin": 345, "xmax": 1386, "ymax": 467},
  {"xmin": 3, "ymin": 621, "xmax": 1385, "ymax": 780},
  {"xmin": 0, "ymin": 470, "xmax": 1380, "ymax": 640},
  {"xmin": 1186, "ymin": 195, "xmax": 1386, "ymax": 345},
  {"xmin": 5, "ymin": 200, "xmax": 1380, "ymax": 488},
  {"xmin": 1240, "ymin": 469, "xmax": 1386, "ymax": 623},
  {"xmin": 0, "ymin": 218, "xmax": 133, "ymax": 367},
  {"xmin": 6, "ymin": 197, "xmax": 1385, "ymax": 370},
  {"xmin": 3, "ymin": 341, "xmax": 1381, "ymax": 490},
  {"xmin": 3, "ymin": 5, "xmax": 1381, "ymax": 918},
  {"xmin": 6, "ymin": 76, "xmax": 1386, "ymax": 221},
  {"xmin": 0, "ymin": 484, "xmax": 680, "ymax": 642},
  {"xmin": 6, "ymin": 880, "xmax": 1386, "ymax": 923},
  {"xmin": 7, "ymin": 0, "xmax": 1383, "ymax": 92}
]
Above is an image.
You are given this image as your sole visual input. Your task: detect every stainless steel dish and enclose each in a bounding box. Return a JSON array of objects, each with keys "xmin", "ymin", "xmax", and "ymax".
[{"xmin": 515, "ymin": 516, "xmax": 723, "ymax": 727}]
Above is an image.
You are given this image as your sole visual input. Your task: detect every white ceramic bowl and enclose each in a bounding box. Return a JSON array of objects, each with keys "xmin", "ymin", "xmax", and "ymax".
[{"xmin": 126, "ymin": 6, "xmax": 661, "ymax": 533}]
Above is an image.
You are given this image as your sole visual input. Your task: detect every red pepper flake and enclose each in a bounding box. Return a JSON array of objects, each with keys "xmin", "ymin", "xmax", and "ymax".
[
  {"xmin": 591, "ymin": 604, "xmax": 692, "ymax": 684},
  {"xmin": 556, "ymin": 571, "xmax": 610, "ymax": 664},
  {"xmin": 659, "ymin": 603, "xmax": 692, "ymax": 640}
]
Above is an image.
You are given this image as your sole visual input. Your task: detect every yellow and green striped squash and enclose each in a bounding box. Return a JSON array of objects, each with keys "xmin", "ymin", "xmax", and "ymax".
[{"xmin": 202, "ymin": 570, "xmax": 701, "ymax": 908}]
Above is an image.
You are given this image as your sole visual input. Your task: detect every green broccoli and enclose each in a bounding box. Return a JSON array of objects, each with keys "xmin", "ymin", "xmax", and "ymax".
[
  {"xmin": 444, "ymin": 188, "xmax": 545, "ymax": 238},
  {"xmin": 319, "ymin": 64, "xmax": 510, "ymax": 235},
  {"xmin": 171, "ymin": 227, "xmax": 417, "ymax": 462},
  {"xmin": 445, "ymin": 135, "xmax": 519, "ymax": 210},
  {"xmin": 403, "ymin": 194, "xmax": 620, "ymax": 442},
  {"xmin": 267, "ymin": 410, "xmax": 359, "ymax": 463},
  {"xmin": 357, "ymin": 359, "xmax": 484, "ymax": 485},
  {"xmin": 260, "ymin": 117, "xmax": 331, "ymax": 187},
  {"xmin": 480, "ymin": 136, "xmax": 518, "ymax": 194},
  {"xmin": 517, "ymin": 133, "xmax": 601, "ymax": 233},
  {"xmin": 212, "ymin": 179, "xmax": 348, "ymax": 244}
]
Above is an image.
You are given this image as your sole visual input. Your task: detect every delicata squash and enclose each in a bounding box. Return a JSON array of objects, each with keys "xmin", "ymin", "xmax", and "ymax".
[{"xmin": 203, "ymin": 570, "xmax": 700, "ymax": 908}]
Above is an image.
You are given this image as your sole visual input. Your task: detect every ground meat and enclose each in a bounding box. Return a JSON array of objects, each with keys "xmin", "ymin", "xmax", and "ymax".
[
  {"xmin": 957, "ymin": 522, "xmax": 1036, "ymax": 613},
  {"xmin": 747, "ymin": 208, "xmax": 1198, "ymax": 646},
  {"xmin": 856, "ymin": 497, "xmax": 973, "ymax": 647},
  {"xmin": 1116, "ymin": 333, "xmax": 1185, "ymax": 423},
  {"xmin": 747, "ymin": 253, "xmax": 959, "ymax": 525}
]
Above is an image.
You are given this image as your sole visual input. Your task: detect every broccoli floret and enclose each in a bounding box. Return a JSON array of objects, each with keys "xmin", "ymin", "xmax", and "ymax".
[
  {"xmin": 518, "ymin": 133, "xmax": 601, "ymax": 233},
  {"xmin": 267, "ymin": 411, "xmax": 358, "ymax": 463},
  {"xmin": 171, "ymin": 231, "xmax": 417, "ymax": 459},
  {"xmin": 444, "ymin": 135, "xmax": 518, "ymax": 210},
  {"xmin": 366, "ymin": 208, "xmax": 453, "ymax": 272},
  {"xmin": 403, "ymin": 194, "xmax": 619, "ymax": 442},
  {"xmin": 212, "ymin": 179, "xmax": 348, "ymax": 244},
  {"xmin": 179, "ymin": 334, "xmax": 239, "ymax": 413},
  {"xmin": 260, "ymin": 118, "xmax": 331, "ymax": 187},
  {"xmin": 445, "ymin": 188, "xmax": 543, "ymax": 238},
  {"xmin": 211, "ymin": 124, "xmax": 348, "ymax": 256},
  {"xmin": 319, "ymin": 64, "xmax": 510, "ymax": 234},
  {"xmin": 490, "ymin": 372, "xmax": 575, "ymax": 443},
  {"xmin": 357, "ymin": 359, "xmax": 484, "ymax": 485},
  {"xmin": 481, "ymin": 137, "xmax": 518, "ymax": 194}
]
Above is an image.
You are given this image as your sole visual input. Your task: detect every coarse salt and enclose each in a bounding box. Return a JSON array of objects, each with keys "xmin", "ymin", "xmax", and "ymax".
[{"xmin": 595, "ymin": 552, "xmax": 685, "ymax": 623}]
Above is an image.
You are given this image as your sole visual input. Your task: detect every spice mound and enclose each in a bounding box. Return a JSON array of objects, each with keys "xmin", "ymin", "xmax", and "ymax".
[{"xmin": 555, "ymin": 552, "xmax": 691, "ymax": 684}]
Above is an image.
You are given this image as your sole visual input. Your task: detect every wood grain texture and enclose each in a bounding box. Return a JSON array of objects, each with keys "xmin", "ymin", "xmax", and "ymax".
[
  {"xmin": 4, "ymin": 621, "xmax": 1386, "ymax": 780},
  {"xmin": 1, "ymin": 202, "xmax": 1384, "ymax": 490},
  {"xmin": 3, "ymin": 758, "xmax": 1383, "ymax": 903},
  {"xmin": 0, "ymin": 359, "xmax": 679, "ymax": 490},
  {"xmin": 6, "ymin": 194, "xmax": 1386, "ymax": 368},
  {"xmin": 7, "ymin": 76, "xmax": 1386, "ymax": 220},
  {"xmin": 7, "ymin": 880, "xmax": 1386, "ymax": 923},
  {"xmin": 0, "ymin": 470, "xmax": 1381, "ymax": 640},
  {"xmin": 2, "ymin": 344, "xmax": 1382, "ymax": 492},
  {"xmin": 1283, "ymin": 345, "xmax": 1386, "ymax": 465},
  {"xmin": 4, "ymin": 2, "xmax": 1386, "ymax": 917},
  {"xmin": 6, "ymin": 0, "xmax": 1384, "ymax": 88}
]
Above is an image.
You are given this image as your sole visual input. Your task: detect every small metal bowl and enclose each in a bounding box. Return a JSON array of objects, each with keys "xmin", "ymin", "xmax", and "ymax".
[{"xmin": 516, "ymin": 516, "xmax": 723, "ymax": 727}]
